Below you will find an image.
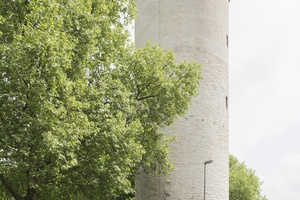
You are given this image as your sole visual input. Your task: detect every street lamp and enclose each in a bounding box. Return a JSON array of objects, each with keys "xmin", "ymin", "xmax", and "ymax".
[{"xmin": 204, "ymin": 159, "xmax": 214, "ymax": 200}]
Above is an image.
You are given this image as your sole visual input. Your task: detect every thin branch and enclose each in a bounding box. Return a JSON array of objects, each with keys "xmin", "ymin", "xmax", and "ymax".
[
  {"xmin": 135, "ymin": 82, "xmax": 159, "ymax": 100},
  {"xmin": 137, "ymin": 95, "xmax": 158, "ymax": 101},
  {"xmin": 135, "ymin": 84, "xmax": 141, "ymax": 100},
  {"xmin": 91, "ymin": 2, "xmax": 97, "ymax": 14}
]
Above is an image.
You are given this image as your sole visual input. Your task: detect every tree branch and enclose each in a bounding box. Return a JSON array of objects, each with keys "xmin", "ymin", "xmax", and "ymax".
[
  {"xmin": 137, "ymin": 95, "xmax": 158, "ymax": 101},
  {"xmin": 135, "ymin": 82, "xmax": 159, "ymax": 100},
  {"xmin": 0, "ymin": 174, "xmax": 24, "ymax": 200},
  {"xmin": 135, "ymin": 84, "xmax": 141, "ymax": 100},
  {"xmin": 91, "ymin": 2, "xmax": 97, "ymax": 14},
  {"xmin": 25, "ymin": 187, "xmax": 37, "ymax": 200}
]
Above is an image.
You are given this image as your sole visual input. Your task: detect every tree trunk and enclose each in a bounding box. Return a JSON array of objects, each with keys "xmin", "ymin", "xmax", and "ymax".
[
  {"xmin": 0, "ymin": 174, "xmax": 25, "ymax": 200},
  {"xmin": 25, "ymin": 188, "xmax": 37, "ymax": 200}
]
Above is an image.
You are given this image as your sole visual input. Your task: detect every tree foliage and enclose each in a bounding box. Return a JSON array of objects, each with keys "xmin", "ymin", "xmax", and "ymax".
[
  {"xmin": 229, "ymin": 155, "xmax": 268, "ymax": 200},
  {"xmin": 0, "ymin": 1, "xmax": 201, "ymax": 199}
]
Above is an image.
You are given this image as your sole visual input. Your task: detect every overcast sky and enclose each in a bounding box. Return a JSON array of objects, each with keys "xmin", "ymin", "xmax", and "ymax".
[{"xmin": 230, "ymin": 0, "xmax": 300, "ymax": 199}]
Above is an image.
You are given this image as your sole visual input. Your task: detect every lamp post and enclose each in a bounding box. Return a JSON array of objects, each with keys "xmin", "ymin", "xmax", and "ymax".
[{"xmin": 204, "ymin": 159, "xmax": 214, "ymax": 200}]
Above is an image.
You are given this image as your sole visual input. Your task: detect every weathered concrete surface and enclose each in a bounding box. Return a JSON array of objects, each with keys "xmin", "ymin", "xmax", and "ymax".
[{"xmin": 135, "ymin": 0, "xmax": 229, "ymax": 199}]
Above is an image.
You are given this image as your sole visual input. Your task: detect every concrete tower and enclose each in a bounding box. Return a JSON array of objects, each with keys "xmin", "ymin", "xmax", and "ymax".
[{"xmin": 135, "ymin": 1, "xmax": 229, "ymax": 200}]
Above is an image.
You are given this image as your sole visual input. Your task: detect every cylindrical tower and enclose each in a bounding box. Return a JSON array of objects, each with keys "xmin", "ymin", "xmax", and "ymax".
[{"xmin": 135, "ymin": 1, "xmax": 229, "ymax": 200}]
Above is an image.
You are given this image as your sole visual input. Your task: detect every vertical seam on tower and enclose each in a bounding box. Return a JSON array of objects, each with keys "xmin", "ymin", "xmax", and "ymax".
[{"xmin": 158, "ymin": 0, "xmax": 161, "ymax": 45}]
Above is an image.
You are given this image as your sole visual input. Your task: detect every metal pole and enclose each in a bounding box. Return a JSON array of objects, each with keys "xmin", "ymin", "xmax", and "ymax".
[
  {"xmin": 204, "ymin": 163, "xmax": 207, "ymax": 200},
  {"xmin": 204, "ymin": 160, "xmax": 213, "ymax": 200}
]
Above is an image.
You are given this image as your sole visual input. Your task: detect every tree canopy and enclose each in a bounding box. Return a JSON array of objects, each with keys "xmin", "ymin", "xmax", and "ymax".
[
  {"xmin": 229, "ymin": 155, "xmax": 268, "ymax": 200},
  {"xmin": 0, "ymin": 1, "xmax": 201, "ymax": 199}
]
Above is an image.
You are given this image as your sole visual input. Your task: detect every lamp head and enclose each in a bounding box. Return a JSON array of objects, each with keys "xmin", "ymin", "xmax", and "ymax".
[{"xmin": 204, "ymin": 159, "xmax": 214, "ymax": 164}]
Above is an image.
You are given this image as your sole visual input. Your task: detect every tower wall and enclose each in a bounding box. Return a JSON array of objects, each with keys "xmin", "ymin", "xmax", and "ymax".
[{"xmin": 135, "ymin": 1, "xmax": 229, "ymax": 200}]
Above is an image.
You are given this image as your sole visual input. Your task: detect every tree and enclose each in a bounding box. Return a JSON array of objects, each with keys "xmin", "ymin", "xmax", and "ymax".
[
  {"xmin": 0, "ymin": 1, "xmax": 201, "ymax": 199},
  {"xmin": 229, "ymin": 155, "xmax": 268, "ymax": 200}
]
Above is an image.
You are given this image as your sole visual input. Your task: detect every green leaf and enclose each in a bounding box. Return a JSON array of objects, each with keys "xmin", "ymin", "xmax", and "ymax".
[{"xmin": 0, "ymin": 1, "xmax": 201, "ymax": 199}]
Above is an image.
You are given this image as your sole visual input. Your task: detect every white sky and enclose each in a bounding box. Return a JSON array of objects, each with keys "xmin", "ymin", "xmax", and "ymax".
[{"xmin": 230, "ymin": 0, "xmax": 300, "ymax": 199}]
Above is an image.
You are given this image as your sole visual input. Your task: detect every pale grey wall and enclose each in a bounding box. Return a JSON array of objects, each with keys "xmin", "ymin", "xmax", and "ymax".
[{"xmin": 135, "ymin": 1, "xmax": 229, "ymax": 199}]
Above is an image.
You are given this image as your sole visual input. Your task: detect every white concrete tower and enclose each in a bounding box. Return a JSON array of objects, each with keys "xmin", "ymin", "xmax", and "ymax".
[{"xmin": 135, "ymin": 1, "xmax": 229, "ymax": 200}]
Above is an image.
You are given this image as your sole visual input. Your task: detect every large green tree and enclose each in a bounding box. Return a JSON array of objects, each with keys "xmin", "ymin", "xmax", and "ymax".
[
  {"xmin": 0, "ymin": 1, "xmax": 201, "ymax": 199},
  {"xmin": 230, "ymin": 155, "xmax": 268, "ymax": 200}
]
